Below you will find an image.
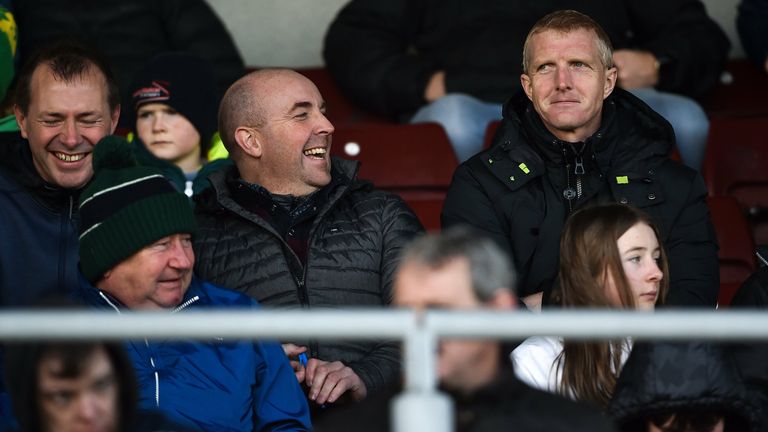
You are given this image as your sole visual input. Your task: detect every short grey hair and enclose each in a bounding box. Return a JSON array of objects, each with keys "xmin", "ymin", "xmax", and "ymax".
[{"xmin": 400, "ymin": 226, "xmax": 516, "ymax": 301}]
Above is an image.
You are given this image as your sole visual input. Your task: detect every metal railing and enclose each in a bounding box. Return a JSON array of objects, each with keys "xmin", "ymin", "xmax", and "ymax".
[{"xmin": 2, "ymin": 309, "xmax": 766, "ymax": 431}]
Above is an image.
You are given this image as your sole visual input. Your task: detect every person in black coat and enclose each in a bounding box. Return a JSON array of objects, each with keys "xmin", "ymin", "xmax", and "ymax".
[
  {"xmin": 608, "ymin": 342, "xmax": 764, "ymax": 432},
  {"xmin": 316, "ymin": 227, "xmax": 617, "ymax": 432},
  {"xmin": 324, "ymin": 0, "xmax": 728, "ymax": 168},
  {"xmin": 737, "ymin": 0, "xmax": 768, "ymax": 74},
  {"xmin": 193, "ymin": 68, "xmax": 423, "ymax": 414},
  {"xmin": 12, "ymin": 0, "xmax": 246, "ymax": 128},
  {"xmin": 441, "ymin": 10, "xmax": 718, "ymax": 309}
]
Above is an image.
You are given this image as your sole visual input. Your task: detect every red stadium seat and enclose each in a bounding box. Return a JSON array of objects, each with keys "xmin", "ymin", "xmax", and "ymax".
[
  {"xmin": 331, "ymin": 122, "xmax": 458, "ymax": 231},
  {"xmin": 483, "ymin": 121, "xmax": 501, "ymax": 149},
  {"xmin": 707, "ymin": 196, "xmax": 756, "ymax": 306},
  {"xmin": 703, "ymin": 59, "xmax": 768, "ymax": 118},
  {"xmin": 703, "ymin": 117, "xmax": 768, "ymax": 244}
]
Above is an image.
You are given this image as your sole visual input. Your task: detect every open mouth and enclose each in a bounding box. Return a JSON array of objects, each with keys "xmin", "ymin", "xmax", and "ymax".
[
  {"xmin": 52, "ymin": 152, "xmax": 88, "ymax": 163},
  {"xmin": 303, "ymin": 147, "xmax": 327, "ymax": 159}
]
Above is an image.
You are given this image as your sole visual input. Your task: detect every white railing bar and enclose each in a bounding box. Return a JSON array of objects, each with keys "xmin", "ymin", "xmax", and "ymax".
[
  {"xmin": 425, "ymin": 309, "xmax": 768, "ymax": 340},
  {"xmin": 0, "ymin": 310, "xmax": 414, "ymax": 341},
  {"xmin": 1, "ymin": 309, "xmax": 767, "ymax": 341}
]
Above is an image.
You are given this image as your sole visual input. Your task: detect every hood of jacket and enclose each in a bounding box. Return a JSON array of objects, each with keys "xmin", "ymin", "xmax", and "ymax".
[{"xmin": 608, "ymin": 341, "xmax": 762, "ymax": 431}]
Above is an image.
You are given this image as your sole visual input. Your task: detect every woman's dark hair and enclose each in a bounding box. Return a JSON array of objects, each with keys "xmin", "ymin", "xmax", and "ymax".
[{"xmin": 4, "ymin": 341, "xmax": 137, "ymax": 432}]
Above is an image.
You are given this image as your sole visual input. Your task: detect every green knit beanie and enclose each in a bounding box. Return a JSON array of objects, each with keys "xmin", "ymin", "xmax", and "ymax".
[{"xmin": 78, "ymin": 136, "xmax": 197, "ymax": 282}]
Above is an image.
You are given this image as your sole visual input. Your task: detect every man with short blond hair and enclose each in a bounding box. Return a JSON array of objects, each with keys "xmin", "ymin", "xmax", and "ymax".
[{"xmin": 443, "ymin": 10, "xmax": 719, "ymax": 309}]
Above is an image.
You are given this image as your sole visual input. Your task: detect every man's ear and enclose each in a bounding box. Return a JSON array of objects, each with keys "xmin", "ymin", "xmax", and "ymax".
[
  {"xmin": 488, "ymin": 289, "xmax": 516, "ymax": 311},
  {"xmin": 521, "ymin": 74, "xmax": 534, "ymax": 102},
  {"xmin": 234, "ymin": 126, "xmax": 263, "ymax": 158},
  {"xmin": 14, "ymin": 105, "xmax": 28, "ymax": 139},
  {"xmin": 603, "ymin": 67, "xmax": 618, "ymax": 98},
  {"xmin": 109, "ymin": 105, "xmax": 121, "ymax": 134}
]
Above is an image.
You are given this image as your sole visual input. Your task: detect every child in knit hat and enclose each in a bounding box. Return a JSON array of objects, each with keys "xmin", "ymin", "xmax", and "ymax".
[{"xmin": 129, "ymin": 52, "xmax": 231, "ymax": 197}]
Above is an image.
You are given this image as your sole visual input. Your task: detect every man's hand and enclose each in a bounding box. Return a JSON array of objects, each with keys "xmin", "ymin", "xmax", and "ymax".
[
  {"xmin": 613, "ymin": 50, "xmax": 659, "ymax": 89},
  {"xmin": 424, "ymin": 71, "xmax": 446, "ymax": 102},
  {"xmin": 305, "ymin": 359, "xmax": 368, "ymax": 405},
  {"xmin": 282, "ymin": 343, "xmax": 308, "ymax": 383}
]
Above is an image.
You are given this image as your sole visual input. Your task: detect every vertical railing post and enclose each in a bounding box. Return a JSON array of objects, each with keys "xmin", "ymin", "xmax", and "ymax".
[{"xmin": 392, "ymin": 312, "xmax": 453, "ymax": 432}]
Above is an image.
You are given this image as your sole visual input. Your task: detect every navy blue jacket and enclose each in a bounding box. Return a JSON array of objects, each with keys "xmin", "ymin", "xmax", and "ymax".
[
  {"xmin": 76, "ymin": 275, "xmax": 311, "ymax": 432},
  {"xmin": 0, "ymin": 135, "xmax": 81, "ymax": 306}
]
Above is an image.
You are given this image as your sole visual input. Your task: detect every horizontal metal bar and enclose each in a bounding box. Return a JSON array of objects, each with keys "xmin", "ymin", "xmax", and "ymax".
[
  {"xmin": 1, "ymin": 309, "xmax": 768, "ymax": 341},
  {"xmin": 0, "ymin": 309, "xmax": 414, "ymax": 341},
  {"xmin": 425, "ymin": 309, "xmax": 768, "ymax": 341}
]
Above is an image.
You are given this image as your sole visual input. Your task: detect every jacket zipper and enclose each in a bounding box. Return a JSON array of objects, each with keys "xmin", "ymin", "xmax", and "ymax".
[{"xmin": 100, "ymin": 292, "xmax": 201, "ymax": 407}]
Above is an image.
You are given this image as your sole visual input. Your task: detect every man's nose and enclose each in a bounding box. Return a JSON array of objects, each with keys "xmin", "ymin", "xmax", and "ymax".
[
  {"xmin": 168, "ymin": 239, "xmax": 193, "ymax": 269},
  {"xmin": 555, "ymin": 67, "xmax": 573, "ymax": 90},
  {"xmin": 316, "ymin": 112, "xmax": 334, "ymax": 135},
  {"xmin": 60, "ymin": 119, "xmax": 81, "ymax": 148}
]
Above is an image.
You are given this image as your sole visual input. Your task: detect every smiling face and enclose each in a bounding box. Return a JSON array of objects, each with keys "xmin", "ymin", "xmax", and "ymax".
[
  {"xmin": 521, "ymin": 28, "xmax": 616, "ymax": 142},
  {"xmin": 135, "ymin": 103, "xmax": 202, "ymax": 173},
  {"xmin": 96, "ymin": 234, "xmax": 194, "ymax": 310},
  {"xmin": 15, "ymin": 63, "xmax": 119, "ymax": 189},
  {"xmin": 606, "ymin": 223, "xmax": 663, "ymax": 310},
  {"xmin": 249, "ymin": 72, "xmax": 334, "ymax": 196}
]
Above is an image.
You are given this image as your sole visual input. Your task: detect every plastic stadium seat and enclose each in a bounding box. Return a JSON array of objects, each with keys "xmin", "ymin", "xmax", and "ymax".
[
  {"xmin": 484, "ymin": 121, "xmax": 501, "ymax": 149},
  {"xmin": 703, "ymin": 59, "xmax": 768, "ymax": 118},
  {"xmin": 331, "ymin": 122, "xmax": 458, "ymax": 231},
  {"xmin": 707, "ymin": 196, "xmax": 757, "ymax": 306},
  {"xmin": 703, "ymin": 116, "xmax": 768, "ymax": 244}
]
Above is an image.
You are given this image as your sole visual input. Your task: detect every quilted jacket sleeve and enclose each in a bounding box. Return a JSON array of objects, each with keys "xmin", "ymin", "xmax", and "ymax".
[{"xmin": 347, "ymin": 193, "xmax": 423, "ymax": 393}]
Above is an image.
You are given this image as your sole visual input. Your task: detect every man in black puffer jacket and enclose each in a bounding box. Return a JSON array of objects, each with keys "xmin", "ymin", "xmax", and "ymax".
[
  {"xmin": 442, "ymin": 11, "xmax": 719, "ymax": 309},
  {"xmin": 193, "ymin": 69, "xmax": 423, "ymax": 413}
]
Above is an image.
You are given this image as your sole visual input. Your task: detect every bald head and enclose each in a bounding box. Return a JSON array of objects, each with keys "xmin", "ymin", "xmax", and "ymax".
[{"xmin": 218, "ymin": 68, "xmax": 312, "ymax": 158}]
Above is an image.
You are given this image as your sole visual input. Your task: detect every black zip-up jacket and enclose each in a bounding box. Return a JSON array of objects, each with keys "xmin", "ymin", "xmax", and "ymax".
[
  {"xmin": 323, "ymin": 0, "xmax": 729, "ymax": 119},
  {"xmin": 0, "ymin": 134, "xmax": 82, "ymax": 306},
  {"xmin": 442, "ymin": 88, "xmax": 719, "ymax": 306},
  {"xmin": 608, "ymin": 342, "xmax": 764, "ymax": 431},
  {"xmin": 193, "ymin": 157, "xmax": 423, "ymax": 394}
]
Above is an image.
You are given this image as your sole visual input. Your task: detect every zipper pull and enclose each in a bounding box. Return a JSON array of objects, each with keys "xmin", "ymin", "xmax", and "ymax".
[{"xmin": 574, "ymin": 156, "xmax": 585, "ymax": 175}]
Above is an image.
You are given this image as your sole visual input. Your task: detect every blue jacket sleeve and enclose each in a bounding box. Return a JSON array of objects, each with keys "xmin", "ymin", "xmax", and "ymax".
[{"xmin": 252, "ymin": 340, "xmax": 311, "ymax": 431}]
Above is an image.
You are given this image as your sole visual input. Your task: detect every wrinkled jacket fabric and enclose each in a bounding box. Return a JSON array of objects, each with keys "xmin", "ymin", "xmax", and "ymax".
[
  {"xmin": 442, "ymin": 89, "xmax": 719, "ymax": 306},
  {"xmin": 324, "ymin": 0, "xmax": 729, "ymax": 119},
  {"xmin": 193, "ymin": 158, "xmax": 423, "ymax": 394},
  {"xmin": 0, "ymin": 134, "xmax": 81, "ymax": 306},
  {"xmin": 608, "ymin": 342, "xmax": 764, "ymax": 431},
  {"xmin": 76, "ymin": 275, "xmax": 312, "ymax": 432}
]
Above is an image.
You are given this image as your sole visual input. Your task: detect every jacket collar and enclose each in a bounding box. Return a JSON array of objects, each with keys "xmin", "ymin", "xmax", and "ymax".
[
  {"xmin": 76, "ymin": 272, "xmax": 205, "ymax": 313},
  {"xmin": 481, "ymin": 88, "xmax": 673, "ymax": 193},
  {"xmin": 0, "ymin": 134, "xmax": 84, "ymax": 212},
  {"xmin": 201, "ymin": 156, "xmax": 371, "ymax": 226}
]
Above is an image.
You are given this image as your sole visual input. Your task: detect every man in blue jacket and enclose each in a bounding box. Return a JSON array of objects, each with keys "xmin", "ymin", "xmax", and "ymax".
[{"xmin": 74, "ymin": 136, "xmax": 311, "ymax": 431}]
